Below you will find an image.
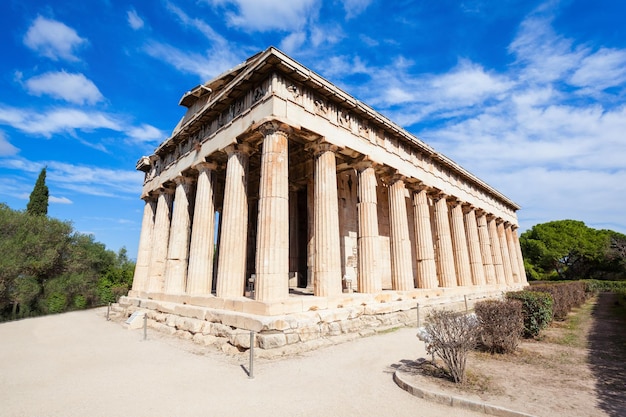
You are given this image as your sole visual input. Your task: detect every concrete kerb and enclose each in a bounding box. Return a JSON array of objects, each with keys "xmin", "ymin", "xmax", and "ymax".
[{"xmin": 393, "ymin": 369, "xmax": 536, "ymax": 417}]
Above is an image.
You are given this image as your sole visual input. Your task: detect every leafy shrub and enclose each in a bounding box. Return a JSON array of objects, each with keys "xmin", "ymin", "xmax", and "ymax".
[
  {"xmin": 44, "ymin": 292, "xmax": 67, "ymax": 314},
  {"xmin": 506, "ymin": 290, "xmax": 553, "ymax": 338},
  {"xmin": 583, "ymin": 279, "xmax": 626, "ymax": 294},
  {"xmin": 424, "ymin": 309, "xmax": 479, "ymax": 383},
  {"xmin": 475, "ymin": 299, "xmax": 524, "ymax": 354},
  {"xmin": 529, "ymin": 281, "xmax": 587, "ymax": 320}
]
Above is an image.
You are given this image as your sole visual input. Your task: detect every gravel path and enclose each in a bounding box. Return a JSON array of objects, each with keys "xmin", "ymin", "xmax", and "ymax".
[{"xmin": 0, "ymin": 307, "xmax": 484, "ymax": 417}]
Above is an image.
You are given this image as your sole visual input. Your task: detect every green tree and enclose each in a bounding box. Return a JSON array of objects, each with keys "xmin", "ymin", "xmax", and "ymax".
[
  {"xmin": 520, "ymin": 220, "xmax": 625, "ymax": 280},
  {"xmin": 26, "ymin": 167, "xmax": 49, "ymax": 216}
]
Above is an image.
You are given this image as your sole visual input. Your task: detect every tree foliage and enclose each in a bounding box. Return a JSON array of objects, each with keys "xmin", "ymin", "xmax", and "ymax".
[
  {"xmin": 0, "ymin": 203, "xmax": 135, "ymax": 321},
  {"xmin": 26, "ymin": 167, "xmax": 49, "ymax": 216},
  {"xmin": 520, "ymin": 220, "xmax": 626, "ymax": 281}
]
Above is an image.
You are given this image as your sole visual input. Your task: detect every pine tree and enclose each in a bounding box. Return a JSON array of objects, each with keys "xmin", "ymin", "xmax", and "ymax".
[{"xmin": 27, "ymin": 167, "xmax": 49, "ymax": 216}]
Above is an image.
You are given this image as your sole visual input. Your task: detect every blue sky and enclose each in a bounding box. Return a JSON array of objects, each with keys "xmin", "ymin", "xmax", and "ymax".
[{"xmin": 1, "ymin": 0, "xmax": 625, "ymax": 260}]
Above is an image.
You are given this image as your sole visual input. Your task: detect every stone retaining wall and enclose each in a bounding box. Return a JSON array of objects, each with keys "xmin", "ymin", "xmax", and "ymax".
[{"xmin": 117, "ymin": 285, "xmax": 521, "ymax": 356}]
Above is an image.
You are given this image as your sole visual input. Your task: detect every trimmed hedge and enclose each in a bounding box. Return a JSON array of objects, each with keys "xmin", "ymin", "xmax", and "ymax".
[
  {"xmin": 528, "ymin": 281, "xmax": 587, "ymax": 320},
  {"xmin": 475, "ymin": 299, "xmax": 524, "ymax": 354},
  {"xmin": 506, "ymin": 290, "xmax": 553, "ymax": 338}
]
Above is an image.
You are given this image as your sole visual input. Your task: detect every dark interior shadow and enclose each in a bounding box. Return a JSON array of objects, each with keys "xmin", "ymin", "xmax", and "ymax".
[{"xmin": 588, "ymin": 292, "xmax": 626, "ymax": 417}]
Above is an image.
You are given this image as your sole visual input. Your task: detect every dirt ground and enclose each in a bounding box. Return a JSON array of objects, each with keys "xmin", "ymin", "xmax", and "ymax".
[{"xmin": 398, "ymin": 292, "xmax": 626, "ymax": 417}]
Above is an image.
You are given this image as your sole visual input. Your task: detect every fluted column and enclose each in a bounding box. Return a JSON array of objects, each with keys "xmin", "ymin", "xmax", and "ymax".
[
  {"xmin": 505, "ymin": 223, "xmax": 521, "ymax": 283},
  {"xmin": 148, "ymin": 187, "xmax": 173, "ymax": 293},
  {"xmin": 164, "ymin": 175, "xmax": 193, "ymax": 295},
  {"xmin": 312, "ymin": 142, "xmax": 342, "ymax": 297},
  {"xmin": 216, "ymin": 144, "xmax": 250, "ymax": 298},
  {"xmin": 488, "ymin": 216, "xmax": 506, "ymax": 284},
  {"xmin": 464, "ymin": 206, "xmax": 485, "ymax": 286},
  {"xmin": 186, "ymin": 162, "xmax": 217, "ymax": 296},
  {"xmin": 412, "ymin": 188, "xmax": 438, "ymax": 288},
  {"xmin": 388, "ymin": 176, "xmax": 414, "ymax": 291},
  {"xmin": 356, "ymin": 162, "xmax": 381, "ymax": 293},
  {"xmin": 132, "ymin": 196, "xmax": 156, "ymax": 292},
  {"xmin": 255, "ymin": 122, "xmax": 291, "ymax": 302},
  {"xmin": 477, "ymin": 211, "xmax": 496, "ymax": 284},
  {"xmin": 432, "ymin": 193, "xmax": 457, "ymax": 287},
  {"xmin": 449, "ymin": 200, "xmax": 472, "ymax": 287},
  {"xmin": 512, "ymin": 226, "xmax": 527, "ymax": 283},
  {"xmin": 498, "ymin": 221, "xmax": 514, "ymax": 285}
]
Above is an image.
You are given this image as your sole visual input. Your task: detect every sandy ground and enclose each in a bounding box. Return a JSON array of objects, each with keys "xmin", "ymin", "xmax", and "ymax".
[{"xmin": 0, "ymin": 307, "xmax": 485, "ymax": 417}]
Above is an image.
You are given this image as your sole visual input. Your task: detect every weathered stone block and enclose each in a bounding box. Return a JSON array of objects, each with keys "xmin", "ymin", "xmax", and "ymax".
[{"xmin": 258, "ymin": 332, "xmax": 287, "ymax": 349}]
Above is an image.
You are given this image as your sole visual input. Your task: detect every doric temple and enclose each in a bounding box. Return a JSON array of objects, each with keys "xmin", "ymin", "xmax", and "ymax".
[{"xmin": 122, "ymin": 47, "xmax": 527, "ymax": 351}]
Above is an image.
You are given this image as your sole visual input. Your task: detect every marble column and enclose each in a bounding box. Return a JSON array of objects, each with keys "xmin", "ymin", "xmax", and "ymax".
[
  {"xmin": 449, "ymin": 200, "xmax": 472, "ymax": 287},
  {"xmin": 148, "ymin": 187, "xmax": 173, "ymax": 293},
  {"xmin": 388, "ymin": 176, "xmax": 414, "ymax": 291},
  {"xmin": 164, "ymin": 175, "xmax": 193, "ymax": 295},
  {"xmin": 477, "ymin": 211, "xmax": 496, "ymax": 285},
  {"xmin": 512, "ymin": 226, "xmax": 527, "ymax": 283},
  {"xmin": 216, "ymin": 144, "xmax": 250, "ymax": 298},
  {"xmin": 356, "ymin": 162, "xmax": 381, "ymax": 293},
  {"xmin": 505, "ymin": 223, "xmax": 521, "ymax": 283},
  {"xmin": 186, "ymin": 162, "xmax": 217, "ymax": 296},
  {"xmin": 412, "ymin": 188, "xmax": 438, "ymax": 289},
  {"xmin": 432, "ymin": 193, "xmax": 457, "ymax": 287},
  {"xmin": 312, "ymin": 142, "xmax": 342, "ymax": 297},
  {"xmin": 488, "ymin": 216, "xmax": 506, "ymax": 284},
  {"xmin": 132, "ymin": 196, "xmax": 156, "ymax": 293},
  {"xmin": 496, "ymin": 221, "xmax": 513, "ymax": 285},
  {"xmin": 464, "ymin": 206, "xmax": 486, "ymax": 286},
  {"xmin": 255, "ymin": 122, "xmax": 291, "ymax": 302}
]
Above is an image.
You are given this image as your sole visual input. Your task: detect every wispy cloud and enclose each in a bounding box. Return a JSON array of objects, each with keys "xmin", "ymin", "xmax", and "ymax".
[
  {"xmin": 49, "ymin": 195, "xmax": 72, "ymax": 204},
  {"xmin": 0, "ymin": 131, "xmax": 19, "ymax": 156},
  {"xmin": 23, "ymin": 16, "xmax": 87, "ymax": 61},
  {"xmin": 341, "ymin": 0, "xmax": 373, "ymax": 19},
  {"xmin": 207, "ymin": 0, "xmax": 320, "ymax": 32},
  {"xmin": 127, "ymin": 9, "xmax": 145, "ymax": 30},
  {"xmin": 24, "ymin": 71, "xmax": 104, "ymax": 105}
]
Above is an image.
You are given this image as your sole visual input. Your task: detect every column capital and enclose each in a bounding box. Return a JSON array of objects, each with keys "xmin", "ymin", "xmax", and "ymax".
[
  {"xmin": 427, "ymin": 188, "xmax": 446, "ymax": 200},
  {"xmin": 445, "ymin": 195, "xmax": 463, "ymax": 207},
  {"xmin": 226, "ymin": 142, "xmax": 253, "ymax": 155},
  {"xmin": 173, "ymin": 174, "xmax": 194, "ymax": 186},
  {"xmin": 258, "ymin": 120, "xmax": 292, "ymax": 138},
  {"xmin": 305, "ymin": 140, "xmax": 339, "ymax": 156},
  {"xmin": 353, "ymin": 156, "xmax": 378, "ymax": 173},
  {"xmin": 462, "ymin": 203, "xmax": 476, "ymax": 214},
  {"xmin": 192, "ymin": 160, "xmax": 218, "ymax": 173}
]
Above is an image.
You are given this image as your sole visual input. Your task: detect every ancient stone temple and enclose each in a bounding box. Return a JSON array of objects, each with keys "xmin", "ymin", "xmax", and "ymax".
[{"xmin": 121, "ymin": 47, "xmax": 527, "ymax": 352}]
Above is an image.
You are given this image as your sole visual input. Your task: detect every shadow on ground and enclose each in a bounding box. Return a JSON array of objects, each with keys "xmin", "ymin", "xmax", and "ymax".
[{"xmin": 588, "ymin": 292, "xmax": 626, "ymax": 417}]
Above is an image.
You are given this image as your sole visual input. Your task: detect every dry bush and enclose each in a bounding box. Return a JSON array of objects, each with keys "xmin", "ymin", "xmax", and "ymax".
[
  {"xmin": 424, "ymin": 309, "xmax": 478, "ymax": 384},
  {"xmin": 475, "ymin": 299, "xmax": 524, "ymax": 354}
]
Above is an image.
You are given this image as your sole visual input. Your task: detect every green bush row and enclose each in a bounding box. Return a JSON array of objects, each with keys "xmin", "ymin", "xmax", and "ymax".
[{"xmin": 528, "ymin": 281, "xmax": 587, "ymax": 320}]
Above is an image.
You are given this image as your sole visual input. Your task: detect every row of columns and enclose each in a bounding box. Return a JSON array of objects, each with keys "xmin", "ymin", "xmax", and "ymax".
[{"xmin": 132, "ymin": 120, "xmax": 526, "ymax": 303}]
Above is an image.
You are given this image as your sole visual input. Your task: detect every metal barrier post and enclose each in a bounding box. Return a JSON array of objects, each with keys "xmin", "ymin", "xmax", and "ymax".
[
  {"xmin": 464, "ymin": 295, "xmax": 468, "ymax": 313},
  {"xmin": 249, "ymin": 331, "xmax": 255, "ymax": 379},
  {"xmin": 106, "ymin": 302, "xmax": 111, "ymax": 321},
  {"xmin": 143, "ymin": 314, "xmax": 147, "ymax": 341},
  {"xmin": 416, "ymin": 303, "xmax": 420, "ymax": 328}
]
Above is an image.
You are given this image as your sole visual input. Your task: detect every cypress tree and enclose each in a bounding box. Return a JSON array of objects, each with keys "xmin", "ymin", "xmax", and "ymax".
[{"xmin": 27, "ymin": 167, "xmax": 49, "ymax": 216}]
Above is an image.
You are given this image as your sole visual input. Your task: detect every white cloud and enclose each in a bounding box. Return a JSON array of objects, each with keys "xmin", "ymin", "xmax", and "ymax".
[
  {"xmin": 127, "ymin": 9, "xmax": 145, "ymax": 30},
  {"xmin": 127, "ymin": 124, "xmax": 164, "ymax": 143},
  {"xmin": 570, "ymin": 48, "xmax": 626, "ymax": 91},
  {"xmin": 0, "ymin": 131, "xmax": 19, "ymax": 156},
  {"xmin": 342, "ymin": 0, "xmax": 373, "ymax": 19},
  {"xmin": 208, "ymin": 0, "xmax": 320, "ymax": 32},
  {"xmin": 49, "ymin": 196, "xmax": 72, "ymax": 204},
  {"xmin": 46, "ymin": 161, "xmax": 144, "ymax": 197},
  {"xmin": 166, "ymin": 2, "xmax": 228, "ymax": 44},
  {"xmin": 279, "ymin": 32, "xmax": 307, "ymax": 54},
  {"xmin": 0, "ymin": 105, "xmax": 162, "ymax": 152},
  {"xmin": 144, "ymin": 41, "xmax": 241, "ymax": 81},
  {"xmin": 23, "ymin": 16, "xmax": 87, "ymax": 61},
  {"xmin": 25, "ymin": 71, "xmax": 104, "ymax": 105}
]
